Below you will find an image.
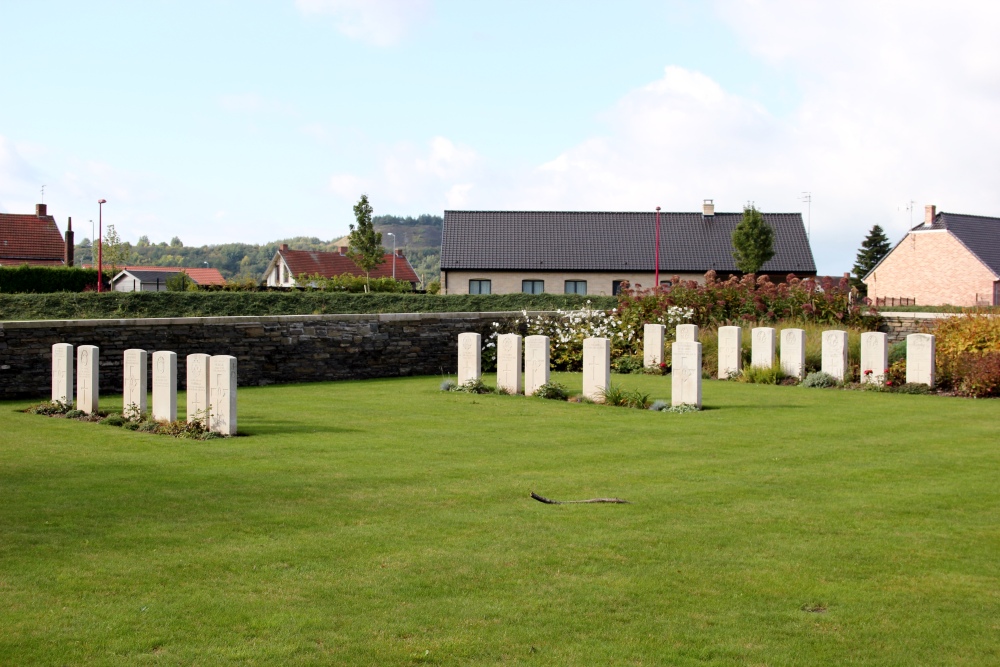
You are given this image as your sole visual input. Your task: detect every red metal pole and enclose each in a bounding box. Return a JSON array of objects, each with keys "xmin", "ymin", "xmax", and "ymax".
[
  {"xmin": 97, "ymin": 199, "xmax": 106, "ymax": 292},
  {"xmin": 655, "ymin": 206, "xmax": 661, "ymax": 289}
]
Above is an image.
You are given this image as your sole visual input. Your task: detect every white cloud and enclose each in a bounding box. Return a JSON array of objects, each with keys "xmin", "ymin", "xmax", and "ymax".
[
  {"xmin": 295, "ymin": 0, "xmax": 431, "ymax": 46},
  {"xmin": 328, "ymin": 173, "xmax": 368, "ymax": 200},
  {"xmin": 314, "ymin": 2, "xmax": 1000, "ymax": 273}
]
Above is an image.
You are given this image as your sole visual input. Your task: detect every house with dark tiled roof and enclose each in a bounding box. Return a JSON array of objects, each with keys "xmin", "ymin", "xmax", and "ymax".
[
  {"xmin": 111, "ymin": 266, "xmax": 227, "ymax": 291},
  {"xmin": 0, "ymin": 204, "xmax": 73, "ymax": 267},
  {"xmin": 263, "ymin": 244, "xmax": 420, "ymax": 288},
  {"xmin": 439, "ymin": 202, "xmax": 816, "ymax": 295},
  {"xmin": 864, "ymin": 205, "xmax": 1000, "ymax": 306}
]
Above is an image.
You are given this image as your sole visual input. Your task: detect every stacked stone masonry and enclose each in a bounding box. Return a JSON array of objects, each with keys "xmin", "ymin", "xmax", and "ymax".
[{"xmin": 0, "ymin": 312, "xmax": 521, "ymax": 400}]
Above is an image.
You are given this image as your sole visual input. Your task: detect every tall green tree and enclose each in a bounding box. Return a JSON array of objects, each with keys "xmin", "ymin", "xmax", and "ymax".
[
  {"xmin": 731, "ymin": 204, "xmax": 775, "ymax": 274},
  {"xmin": 101, "ymin": 224, "xmax": 134, "ymax": 275},
  {"xmin": 347, "ymin": 194, "xmax": 385, "ymax": 292},
  {"xmin": 851, "ymin": 225, "xmax": 892, "ymax": 294}
]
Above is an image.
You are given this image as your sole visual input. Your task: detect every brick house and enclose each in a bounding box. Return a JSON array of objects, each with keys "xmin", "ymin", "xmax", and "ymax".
[
  {"xmin": 864, "ymin": 205, "xmax": 1000, "ymax": 306},
  {"xmin": 0, "ymin": 204, "xmax": 74, "ymax": 267},
  {"xmin": 439, "ymin": 203, "xmax": 816, "ymax": 295},
  {"xmin": 263, "ymin": 244, "xmax": 420, "ymax": 288}
]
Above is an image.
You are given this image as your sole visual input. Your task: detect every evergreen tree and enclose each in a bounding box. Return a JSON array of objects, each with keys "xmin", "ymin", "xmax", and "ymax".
[
  {"xmin": 851, "ymin": 225, "xmax": 892, "ymax": 294},
  {"xmin": 731, "ymin": 204, "xmax": 775, "ymax": 274},
  {"xmin": 347, "ymin": 194, "xmax": 385, "ymax": 292}
]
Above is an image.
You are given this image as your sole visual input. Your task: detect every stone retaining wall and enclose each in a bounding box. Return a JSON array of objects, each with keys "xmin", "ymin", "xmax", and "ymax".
[
  {"xmin": 0, "ymin": 312, "xmax": 531, "ymax": 400},
  {"xmin": 879, "ymin": 312, "xmax": 956, "ymax": 342}
]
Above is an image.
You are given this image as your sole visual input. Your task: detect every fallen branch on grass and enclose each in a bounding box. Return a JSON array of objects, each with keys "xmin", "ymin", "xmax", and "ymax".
[{"xmin": 530, "ymin": 491, "xmax": 630, "ymax": 505}]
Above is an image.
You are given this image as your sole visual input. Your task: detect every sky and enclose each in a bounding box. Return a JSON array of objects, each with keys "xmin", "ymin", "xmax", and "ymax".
[{"xmin": 2, "ymin": 0, "xmax": 999, "ymax": 275}]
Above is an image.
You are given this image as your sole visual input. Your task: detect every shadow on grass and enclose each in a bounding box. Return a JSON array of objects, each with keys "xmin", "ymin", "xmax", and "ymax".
[{"xmin": 241, "ymin": 419, "xmax": 362, "ymax": 436}]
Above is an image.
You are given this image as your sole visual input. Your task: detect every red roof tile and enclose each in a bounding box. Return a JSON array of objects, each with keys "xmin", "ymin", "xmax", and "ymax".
[
  {"xmin": 280, "ymin": 249, "xmax": 420, "ymax": 283},
  {"xmin": 0, "ymin": 212, "xmax": 66, "ymax": 266},
  {"xmin": 120, "ymin": 266, "xmax": 227, "ymax": 285}
]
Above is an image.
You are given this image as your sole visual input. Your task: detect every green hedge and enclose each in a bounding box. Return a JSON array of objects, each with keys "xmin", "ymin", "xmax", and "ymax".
[
  {"xmin": 0, "ymin": 292, "xmax": 617, "ymax": 321},
  {"xmin": 0, "ymin": 266, "xmax": 110, "ymax": 293}
]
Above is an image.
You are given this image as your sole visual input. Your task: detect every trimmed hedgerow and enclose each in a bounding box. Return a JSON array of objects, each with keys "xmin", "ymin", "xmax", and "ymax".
[
  {"xmin": 0, "ymin": 291, "xmax": 617, "ymax": 321},
  {"xmin": 0, "ymin": 266, "xmax": 111, "ymax": 294}
]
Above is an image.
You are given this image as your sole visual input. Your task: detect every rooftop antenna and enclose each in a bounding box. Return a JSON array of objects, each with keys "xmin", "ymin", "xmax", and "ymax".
[
  {"xmin": 799, "ymin": 192, "xmax": 812, "ymax": 240},
  {"xmin": 40, "ymin": 184, "xmax": 46, "ymax": 203}
]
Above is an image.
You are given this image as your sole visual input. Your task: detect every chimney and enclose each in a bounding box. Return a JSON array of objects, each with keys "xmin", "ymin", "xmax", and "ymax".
[
  {"xmin": 339, "ymin": 245, "xmax": 348, "ymax": 255},
  {"xmin": 924, "ymin": 204, "xmax": 936, "ymax": 227},
  {"xmin": 65, "ymin": 217, "xmax": 75, "ymax": 267},
  {"xmin": 36, "ymin": 203, "xmax": 47, "ymax": 217},
  {"xmin": 395, "ymin": 248, "xmax": 403, "ymax": 257},
  {"xmin": 702, "ymin": 199, "xmax": 715, "ymax": 217},
  {"xmin": 280, "ymin": 243, "xmax": 289, "ymax": 252}
]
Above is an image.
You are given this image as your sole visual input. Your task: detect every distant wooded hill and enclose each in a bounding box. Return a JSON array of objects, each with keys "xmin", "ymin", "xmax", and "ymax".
[{"xmin": 73, "ymin": 214, "xmax": 443, "ymax": 284}]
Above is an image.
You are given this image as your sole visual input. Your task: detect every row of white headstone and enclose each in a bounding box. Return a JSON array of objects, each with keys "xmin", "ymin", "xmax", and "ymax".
[
  {"xmin": 457, "ymin": 331, "xmax": 703, "ymax": 407},
  {"xmin": 644, "ymin": 323, "xmax": 935, "ymax": 386},
  {"xmin": 50, "ymin": 343, "xmax": 238, "ymax": 434},
  {"xmin": 457, "ymin": 326, "xmax": 935, "ymax": 406}
]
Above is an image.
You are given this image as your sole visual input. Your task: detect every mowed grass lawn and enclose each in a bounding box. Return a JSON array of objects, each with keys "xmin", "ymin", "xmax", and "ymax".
[{"xmin": 1, "ymin": 374, "xmax": 998, "ymax": 666}]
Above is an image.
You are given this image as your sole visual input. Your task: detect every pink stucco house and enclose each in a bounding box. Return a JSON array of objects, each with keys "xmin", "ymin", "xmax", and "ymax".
[{"xmin": 864, "ymin": 205, "xmax": 1000, "ymax": 306}]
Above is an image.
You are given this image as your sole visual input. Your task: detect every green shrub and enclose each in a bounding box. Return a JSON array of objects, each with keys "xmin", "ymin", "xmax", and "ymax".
[
  {"xmin": 623, "ymin": 388, "xmax": 651, "ymax": 409},
  {"xmin": 533, "ymin": 382, "xmax": 569, "ymax": 401},
  {"xmin": 0, "ymin": 265, "xmax": 109, "ymax": 293},
  {"xmin": 735, "ymin": 362, "xmax": 786, "ymax": 385},
  {"xmin": 440, "ymin": 379, "xmax": 457, "ymax": 391},
  {"xmin": 137, "ymin": 421, "xmax": 159, "ymax": 433},
  {"xmin": 298, "ymin": 273, "xmax": 413, "ymax": 293},
  {"xmin": 598, "ymin": 383, "xmax": 629, "ymax": 406},
  {"xmin": 613, "ymin": 354, "xmax": 644, "ymax": 374},
  {"xmin": 802, "ymin": 371, "xmax": 837, "ymax": 388},
  {"xmin": 888, "ymin": 341, "xmax": 907, "ymax": 365},
  {"xmin": 648, "ymin": 399, "xmax": 668, "ymax": 411},
  {"xmin": 456, "ymin": 378, "xmax": 492, "ymax": 394},
  {"xmin": 100, "ymin": 414, "xmax": 126, "ymax": 427},
  {"xmin": 25, "ymin": 400, "xmax": 71, "ymax": 415},
  {"xmin": 65, "ymin": 409, "xmax": 86, "ymax": 419},
  {"xmin": 663, "ymin": 403, "xmax": 701, "ymax": 414},
  {"xmin": 894, "ymin": 383, "xmax": 931, "ymax": 395}
]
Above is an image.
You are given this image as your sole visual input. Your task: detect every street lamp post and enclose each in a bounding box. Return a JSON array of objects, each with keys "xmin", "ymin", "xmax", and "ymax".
[
  {"xmin": 386, "ymin": 232, "xmax": 396, "ymax": 280},
  {"xmin": 654, "ymin": 206, "xmax": 661, "ymax": 289},
  {"xmin": 97, "ymin": 199, "xmax": 107, "ymax": 292}
]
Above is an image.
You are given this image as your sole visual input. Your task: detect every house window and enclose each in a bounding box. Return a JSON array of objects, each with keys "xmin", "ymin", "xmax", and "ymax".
[
  {"xmin": 522, "ymin": 280, "xmax": 544, "ymax": 294},
  {"xmin": 469, "ymin": 279, "xmax": 491, "ymax": 295},
  {"xmin": 612, "ymin": 280, "xmax": 626, "ymax": 296},
  {"xmin": 565, "ymin": 280, "xmax": 587, "ymax": 295}
]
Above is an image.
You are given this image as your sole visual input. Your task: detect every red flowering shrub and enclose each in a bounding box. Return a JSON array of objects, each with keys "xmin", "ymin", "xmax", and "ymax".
[
  {"xmin": 953, "ymin": 351, "xmax": 1000, "ymax": 398},
  {"xmin": 617, "ymin": 272, "xmax": 879, "ymax": 329}
]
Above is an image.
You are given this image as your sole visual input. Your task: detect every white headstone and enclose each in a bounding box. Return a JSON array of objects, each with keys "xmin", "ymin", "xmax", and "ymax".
[
  {"xmin": 152, "ymin": 351, "xmax": 177, "ymax": 422},
  {"xmin": 780, "ymin": 328, "xmax": 806, "ymax": 380},
  {"xmin": 860, "ymin": 331, "xmax": 888, "ymax": 385},
  {"xmin": 51, "ymin": 343, "xmax": 74, "ymax": 404},
  {"xmin": 671, "ymin": 341, "xmax": 702, "ymax": 408},
  {"xmin": 906, "ymin": 333, "xmax": 936, "ymax": 387},
  {"xmin": 751, "ymin": 327, "xmax": 776, "ymax": 369},
  {"xmin": 76, "ymin": 345, "xmax": 99, "ymax": 414},
  {"xmin": 717, "ymin": 326, "xmax": 742, "ymax": 379},
  {"xmin": 209, "ymin": 355, "xmax": 237, "ymax": 435},
  {"xmin": 582, "ymin": 337, "xmax": 611, "ymax": 402},
  {"xmin": 496, "ymin": 334, "xmax": 523, "ymax": 394},
  {"xmin": 643, "ymin": 324, "xmax": 666, "ymax": 367},
  {"xmin": 821, "ymin": 330, "xmax": 849, "ymax": 382},
  {"xmin": 457, "ymin": 333, "xmax": 482, "ymax": 385},
  {"xmin": 676, "ymin": 324, "xmax": 700, "ymax": 342},
  {"xmin": 186, "ymin": 353, "xmax": 212, "ymax": 424},
  {"xmin": 122, "ymin": 349, "xmax": 148, "ymax": 416},
  {"xmin": 524, "ymin": 335, "xmax": 550, "ymax": 396}
]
